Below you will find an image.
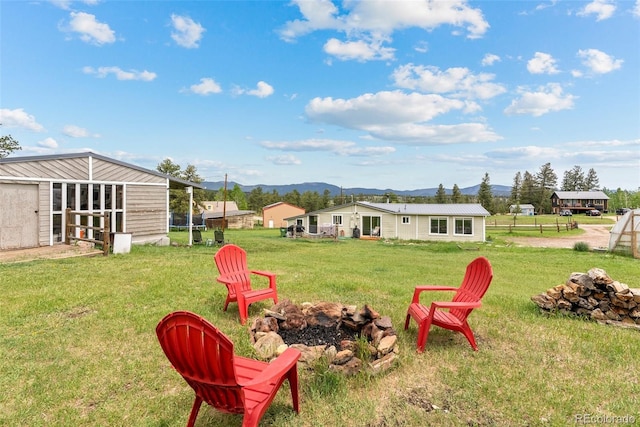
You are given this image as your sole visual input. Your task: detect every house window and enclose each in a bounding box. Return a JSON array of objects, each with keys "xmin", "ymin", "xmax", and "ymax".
[
  {"xmin": 402, "ymin": 216, "xmax": 410, "ymax": 224},
  {"xmin": 430, "ymin": 217, "xmax": 447, "ymax": 235},
  {"xmin": 454, "ymin": 218, "xmax": 473, "ymax": 235},
  {"xmin": 332, "ymin": 215, "xmax": 343, "ymax": 225}
]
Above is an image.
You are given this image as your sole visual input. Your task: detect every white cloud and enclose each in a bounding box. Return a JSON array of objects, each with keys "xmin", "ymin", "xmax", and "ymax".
[
  {"xmin": 83, "ymin": 66, "xmax": 157, "ymax": 81},
  {"xmin": 261, "ymin": 138, "xmax": 396, "ymax": 156},
  {"xmin": 234, "ymin": 81, "xmax": 274, "ymax": 98},
  {"xmin": 267, "ymin": 154, "xmax": 302, "ymax": 165},
  {"xmin": 37, "ymin": 137, "xmax": 59, "ymax": 149},
  {"xmin": 481, "ymin": 53, "xmax": 501, "ymax": 66},
  {"xmin": 527, "ymin": 52, "xmax": 560, "ymax": 74},
  {"xmin": 188, "ymin": 78, "xmax": 222, "ymax": 95},
  {"xmin": 504, "ymin": 83, "xmax": 576, "ymax": 117},
  {"xmin": 170, "ymin": 14, "xmax": 205, "ymax": 48},
  {"xmin": 323, "ymin": 37, "xmax": 395, "ymax": 62},
  {"xmin": 63, "ymin": 125, "xmax": 99, "ymax": 138},
  {"xmin": 0, "ymin": 108, "xmax": 45, "ymax": 132},
  {"xmin": 392, "ymin": 64, "xmax": 506, "ymax": 100},
  {"xmin": 304, "ymin": 91, "xmax": 501, "ymax": 144},
  {"xmin": 51, "ymin": 0, "xmax": 100, "ymax": 9},
  {"xmin": 577, "ymin": 0, "xmax": 616, "ymax": 21},
  {"xmin": 65, "ymin": 11, "xmax": 116, "ymax": 45},
  {"xmin": 279, "ymin": 0, "xmax": 489, "ymax": 62},
  {"xmin": 634, "ymin": 0, "xmax": 640, "ymax": 17},
  {"xmin": 577, "ymin": 48, "xmax": 623, "ymax": 74}
]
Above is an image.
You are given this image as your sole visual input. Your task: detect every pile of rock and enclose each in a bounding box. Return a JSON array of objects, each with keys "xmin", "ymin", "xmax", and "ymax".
[
  {"xmin": 249, "ymin": 299, "xmax": 399, "ymax": 375},
  {"xmin": 531, "ymin": 268, "xmax": 640, "ymax": 329}
]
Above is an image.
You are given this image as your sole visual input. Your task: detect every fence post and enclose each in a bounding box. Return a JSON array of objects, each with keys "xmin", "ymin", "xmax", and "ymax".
[
  {"xmin": 540, "ymin": 224, "xmax": 543, "ymax": 234},
  {"xmin": 103, "ymin": 212, "xmax": 111, "ymax": 256}
]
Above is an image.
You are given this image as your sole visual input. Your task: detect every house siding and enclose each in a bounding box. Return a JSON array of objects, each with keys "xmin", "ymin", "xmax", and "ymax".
[
  {"xmin": 288, "ymin": 202, "xmax": 488, "ymax": 242},
  {"xmin": 125, "ymin": 184, "xmax": 168, "ymax": 238},
  {"xmin": 263, "ymin": 203, "xmax": 305, "ymax": 228}
]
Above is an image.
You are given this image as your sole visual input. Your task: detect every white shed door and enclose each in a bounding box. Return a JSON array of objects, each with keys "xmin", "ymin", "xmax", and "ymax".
[{"xmin": 0, "ymin": 183, "xmax": 39, "ymax": 250}]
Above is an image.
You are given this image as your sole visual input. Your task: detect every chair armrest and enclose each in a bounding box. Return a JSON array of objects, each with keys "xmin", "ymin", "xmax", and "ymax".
[
  {"xmin": 431, "ymin": 301, "xmax": 481, "ymax": 310},
  {"xmin": 250, "ymin": 270, "xmax": 275, "ymax": 278},
  {"xmin": 411, "ymin": 286, "xmax": 458, "ymax": 303},
  {"xmin": 216, "ymin": 274, "xmax": 239, "ymax": 285},
  {"xmin": 239, "ymin": 348, "xmax": 301, "ymax": 388},
  {"xmin": 249, "ymin": 270, "xmax": 277, "ymax": 290}
]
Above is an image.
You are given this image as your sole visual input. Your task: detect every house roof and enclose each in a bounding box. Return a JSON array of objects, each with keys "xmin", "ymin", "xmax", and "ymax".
[
  {"xmin": 263, "ymin": 201, "xmax": 304, "ymax": 210},
  {"xmin": 509, "ymin": 204, "xmax": 535, "ymax": 209},
  {"xmin": 551, "ymin": 191, "xmax": 609, "ymax": 200},
  {"xmin": 285, "ymin": 202, "xmax": 490, "ymax": 219},
  {"xmin": 204, "ymin": 210, "xmax": 255, "ymax": 219},
  {"xmin": 0, "ymin": 151, "xmax": 204, "ymax": 190}
]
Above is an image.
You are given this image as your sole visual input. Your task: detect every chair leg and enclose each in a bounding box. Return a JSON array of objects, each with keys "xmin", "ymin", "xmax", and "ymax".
[
  {"xmin": 460, "ymin": 324, "xmax": 479, "ymax": 351},
  {"xmin": 288, "ymin": 367, "xmax": 300, "ymax": 413},
  {"xmin": 186, "ymin": 395, "xmax": 203, "ymax": 427},
  {"xmin": 404, "ymin": 313, "xmax": 411, "ymax": 330},
  {"xmin": 416, "ymin": 319, "xmax": 432, "ymax": 353}
]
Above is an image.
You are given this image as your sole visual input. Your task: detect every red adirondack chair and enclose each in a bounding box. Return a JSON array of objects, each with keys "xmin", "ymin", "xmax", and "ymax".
[
  {"xmin": 156, "ymin": 311, "xmax": 301, "ymax": 427},
  {"xmin": 404, "ymin": 256, "xmax": 493, "ymax": 352},
  {"xmin": 214, "ymin": 244, "xmax": 278, "ymax": 325}
]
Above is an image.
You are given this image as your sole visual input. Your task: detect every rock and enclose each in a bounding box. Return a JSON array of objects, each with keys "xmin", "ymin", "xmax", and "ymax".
[
  {"xmin": 254, "ymin": 332, "xmax": 285, "ymax": 360},
  {"xmin": 374, "ymin": 316, "xmax": 393, "ymax": 330},
  {"xmin": 333, "ymin": 349, "xmax": 354, "ymax": 365},
  {"xmin": 329, "ymin": 357, "xmax": 362, "ymax": 376},
  {"xmin": 377, "ymin": 335, "xmax": 397, "ymax": 356},
  {"xmin": 369, "ymin": 352, "xmax": 397, "ymax": 375},
  {"xmin": 305, "ymin": 302, "xmax": 343, "ymax": 327}
]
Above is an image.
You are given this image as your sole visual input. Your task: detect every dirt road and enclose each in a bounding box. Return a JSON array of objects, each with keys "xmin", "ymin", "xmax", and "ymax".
[{"xmin": 506, "ymin": 223, "xmax": 614, "ymax": 249}]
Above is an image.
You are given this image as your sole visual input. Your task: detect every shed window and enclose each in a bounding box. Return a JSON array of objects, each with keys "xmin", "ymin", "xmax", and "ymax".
[
  {"xmin": 454, "ymin": 218, "xmax": 473, "ymax": 235},
  {"xmin": 430, "ymin": 217, "xmax": 447, "ymax": 235},
  {"xmin": 332, "ymin": 215, "xmax": 343, "ymax": 225},
  {"xmin": 402, "ymin": 216, "xmax": 410, "ymax": 224}
]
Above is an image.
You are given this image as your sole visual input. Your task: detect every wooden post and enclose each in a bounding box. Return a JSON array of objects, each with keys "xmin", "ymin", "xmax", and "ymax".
[
  {"xmin": 65, "ymin": 208, "xmax": 71, "ymax": 245},
  {"xmin": 540, "ymin": 224, "xmax": 543, "ymax": 234},
  {"xmin": 632, "ymin": 212, "xmax": 638, "ymax": 259},
  {"xmin": 103, "ymin": 212, "xmax": 111, "ymax": 256}
]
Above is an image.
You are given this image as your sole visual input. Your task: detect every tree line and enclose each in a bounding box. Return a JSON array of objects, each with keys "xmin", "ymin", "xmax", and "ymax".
[{"xmin": 157, "ymin": 158, "xmax": 638, "ymax": 217}]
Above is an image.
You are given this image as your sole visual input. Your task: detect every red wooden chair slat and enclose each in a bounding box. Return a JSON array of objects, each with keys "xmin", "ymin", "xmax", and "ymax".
[
  {"xmin": 214, "ymin": 244, "xmax": 278, "ymax": 325},
  {"xmin": 404, "ymin": 257, "xmax": 493, "ymax": 352},
  {"xmin": 156, "ymin": 311, "xmax": 301, "ymax": 427}
]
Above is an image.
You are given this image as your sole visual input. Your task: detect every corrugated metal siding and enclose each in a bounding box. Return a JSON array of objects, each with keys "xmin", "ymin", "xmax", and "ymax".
[
  {"xmin": 125, "ymin": 185, "xmax": 167, "ymax": 236},
  {"xmin": 0, "ymin": 157, "xmax": 90, "ymax": 180},
  {"xmin": 92, "ymin": 158, "xmax": 166, "ymax": 183}
]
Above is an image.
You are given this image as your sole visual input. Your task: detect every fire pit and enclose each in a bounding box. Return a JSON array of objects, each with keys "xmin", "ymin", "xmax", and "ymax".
[{"xmin": 250, "ymin": 300, "xmax": 399, "ymax": 375}]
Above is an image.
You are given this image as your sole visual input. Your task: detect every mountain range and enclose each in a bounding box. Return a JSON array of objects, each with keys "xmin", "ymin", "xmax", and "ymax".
[{"xmin": 201, "ymin": 181, "xmax": 512, "ymax": 198}]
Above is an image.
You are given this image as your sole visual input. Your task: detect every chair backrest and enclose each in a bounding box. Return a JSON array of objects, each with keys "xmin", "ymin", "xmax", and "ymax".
[
  {"xmin": 214, "ymin": 244, "xmax": 252, "ymax": 292},
  {"xmin": 193, "ymin": 229, "xmax": 202, "ymax": 243},
  {"xmin": 451, "ymin": 257, "xmax": 493, "ymax": 320},
  {"xmin": 156, "ymin": 311, "xmax": 246, "ymax": 414}
]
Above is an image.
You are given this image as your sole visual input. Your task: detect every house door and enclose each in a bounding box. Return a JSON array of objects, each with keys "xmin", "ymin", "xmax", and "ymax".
[
  {"xmin": 0, "ymin": 183, "xmax": 39, "ymax": 249},
  {"xmin": 362, "ymin": 215, "xmax": 381, "ymax": 236}
]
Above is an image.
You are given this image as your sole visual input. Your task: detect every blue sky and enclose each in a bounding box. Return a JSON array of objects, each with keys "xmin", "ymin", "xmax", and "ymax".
[{"xmin": 2, "ymin": 0, "xmax": 639, "ymax": 191}]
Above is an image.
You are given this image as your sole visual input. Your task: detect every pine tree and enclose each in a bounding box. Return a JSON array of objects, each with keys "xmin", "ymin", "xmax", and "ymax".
[
  {"xmin": 435, "ymin": 184, "xmax": 447, "ymax": 203},
  {"xmin": 477, "ymin": 173, "xmax": 494, "ymax": 214},
  {"xmin": 451, "ymin": 184, "xmax": 462, "ymax": 203},
  {"xmin": 534, "ymin": 163, "xmax": 557, "ymax": 214}
]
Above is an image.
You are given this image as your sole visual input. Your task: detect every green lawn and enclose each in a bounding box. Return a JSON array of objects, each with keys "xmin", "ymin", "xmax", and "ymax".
[{"xmin": 1, "ymin": 228, "xmax": 638, "ymax": 426}]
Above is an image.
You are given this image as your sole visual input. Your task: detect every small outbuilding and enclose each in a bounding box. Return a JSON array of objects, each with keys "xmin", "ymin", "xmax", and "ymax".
[
  {"xmin": 608, "ymin": 209, "xmax": 640, "ymax": 258},
  {"xmin": 262, "ymin": 202, "xmax": 305, "ymax": 229},
  {"xmin": 509, "ymin": 204, "xmax": 535, "ymax": 216},
  {"xmin": 0, "ymin": 152, "xmax": 201, "ymax": 250}
]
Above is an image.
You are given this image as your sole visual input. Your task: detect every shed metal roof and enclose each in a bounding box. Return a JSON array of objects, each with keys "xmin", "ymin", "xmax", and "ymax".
[{"xmin": 0, "ymin": 151, "xmax": 203, "ymax": 190}]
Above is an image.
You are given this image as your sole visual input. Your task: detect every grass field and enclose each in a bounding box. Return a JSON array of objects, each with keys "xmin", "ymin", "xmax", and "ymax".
[{"xmin": 1, "ymin": 228, "xmax": 638, "ymax": 426}]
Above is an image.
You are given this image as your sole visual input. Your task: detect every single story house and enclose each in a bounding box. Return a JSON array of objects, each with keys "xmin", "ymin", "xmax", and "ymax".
[
  {"xmin": 262, "ymin": 202, "xmax": 305, "ymax": 229},
  {"xmin": 550, "ymin": 191, "xmax": 609, "ymax": 214},
  {"xmin": 0, "ymin": 152, "xmax": 202, "ymax": 250},
  {"xmin": 509, "ymin": 204, "xmax": 535, "ymax": 216},
  {"xmin": 285, "ymin": 202, "xmax": 490, "ymax": 242}
]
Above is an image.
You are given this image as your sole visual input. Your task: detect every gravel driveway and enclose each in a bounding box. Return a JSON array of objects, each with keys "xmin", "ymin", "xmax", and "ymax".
[{"xmin": 506, "ymin": 223, "xmax": 614, "ymax": 249}]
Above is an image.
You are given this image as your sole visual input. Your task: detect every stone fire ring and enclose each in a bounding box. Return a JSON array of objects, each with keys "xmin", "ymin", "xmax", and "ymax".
[{"xmin": 250, "ymin": 299, "xmax": 399, "ymax": 376}]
